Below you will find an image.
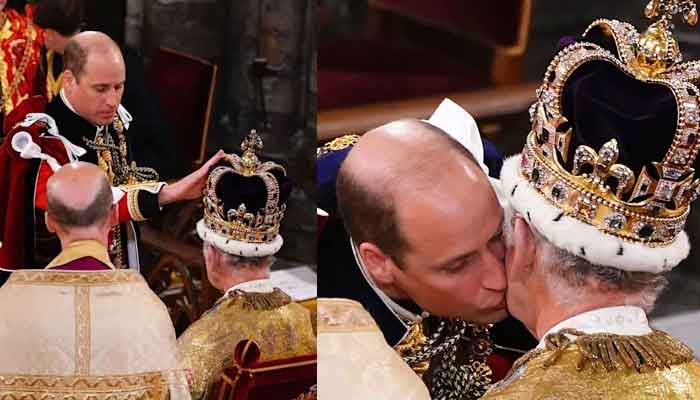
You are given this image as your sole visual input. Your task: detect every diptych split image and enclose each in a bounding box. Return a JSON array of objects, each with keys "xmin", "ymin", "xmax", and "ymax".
[{"xmin": 0, "ymin": 0, "xmax": 699, "ymax": 399}]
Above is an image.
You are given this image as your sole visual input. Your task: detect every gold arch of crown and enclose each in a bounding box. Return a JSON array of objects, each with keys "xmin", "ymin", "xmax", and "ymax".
[
  {"xmin": 202, "ymin": 130, "xmax": 288, "ymax": 244},
  {"xmin": 522, "ymin": 3, "xmax": 700, "ymax": 246}
]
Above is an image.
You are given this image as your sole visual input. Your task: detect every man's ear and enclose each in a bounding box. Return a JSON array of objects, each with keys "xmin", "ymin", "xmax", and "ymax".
[
  {"xmin": 206, "ymin": 244, "xmax": 223, "ymax": 269},
  {"xmin": 63, "ymin": 69, "xmax": 76, "ymax": 90},
  {"xmin": 45, "ymin": 211, "xmax": 57, "ymax": 233},
  {"xmin": 506, "ymin": 217, "xmax": 537, "ymax": 282},
  {"xmin": 358, "ymin": 242, "xmax": 396, "ymax": 287}
]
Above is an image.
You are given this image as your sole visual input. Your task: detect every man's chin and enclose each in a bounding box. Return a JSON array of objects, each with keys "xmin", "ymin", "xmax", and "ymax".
[
  {"xmin": 95, "ymin": 113, "xmax": 116, "ymax": 125},
  {"xmin": 483, "ymin": 307, "xmax": 509, "ymax": 324},
  {"xmin": 460, "ymin": 305, "xmax": 509, "ymax": 324}
]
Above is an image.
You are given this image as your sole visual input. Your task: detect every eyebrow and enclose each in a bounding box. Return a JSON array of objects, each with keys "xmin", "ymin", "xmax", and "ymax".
[
  {"xmin": 91, "ymin": 81, "xmax": 126, "ymax": 87},
  {"xmin": 430, "ymin": 214, "xmax": 505, "ymax": 271},
  {"xmin": 431, "ymin": 252, "xmax": 475, "ymax": 272}
]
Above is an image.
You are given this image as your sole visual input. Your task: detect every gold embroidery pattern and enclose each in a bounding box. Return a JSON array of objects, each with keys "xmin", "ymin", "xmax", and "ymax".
[
  {"xmin": 541, "ymin": 328, "xmax": 695, "ymax": 372},
  {"xmin": 74, "ymin": 286, "xmax": 90, "ymax": 375},
  {"xmin": 316, "ymin": 134, "xmax": 360, "ymax": 158},
  {"xmin": 317, "ymin": 298, "xmax": 378, "ymax": 333},
  {"xmin": 482, "ymin": 329, "xmax": 700, "ymax": 399},
  {"xmin": 83, "ymin": 118, "xmax": 159, "ymax": 187},
  {"xmin": 0, "ymin": 372, "xmax": 165, "ymax": 399},
  {"xmin": 0, "ymin": 12, "xmax": 38, "ymax": 114},
  {"xmin": 45, "ymin": 50, "xmax": 63, "ymax": 102},
  {"xmin": 8, "ymin": 270, "xmax": 144, "ymax": 286},
  {"xmin": 235, "ymin": 288, "xmax": 291, "ymax": 311},
  {"xmin": 177, "ymin": 292, "xmax": 316, "ymax": 400},
  {"xmin": 127, "ymin": 190, "xmax": 146, "ymax": 222}
]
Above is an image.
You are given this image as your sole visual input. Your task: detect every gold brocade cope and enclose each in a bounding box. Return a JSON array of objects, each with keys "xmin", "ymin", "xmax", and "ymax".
[
  {"xmin": 176, "ymin": 288, "xmax": 316, "ymax": 400},
  {"xmin": 482, "ymin": 329, "xmax": 700, "ymax": 399},
  {"xmin": 317, "ymin": 298, "xmax": 431, "ymax": 400},
  {"xmin": 0, "ymin": 270, "xmax": 190, "ymax": 399}
]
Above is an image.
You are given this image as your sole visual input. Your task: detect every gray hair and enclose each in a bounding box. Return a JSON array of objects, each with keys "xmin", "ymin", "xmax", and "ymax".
[
  {"xmin": 204, "ymin": 242, "xmax": 275, "ymax": 272},
  {"xmin": 503, "ymin": 213, "xmax": 667, "ymax": 313}
]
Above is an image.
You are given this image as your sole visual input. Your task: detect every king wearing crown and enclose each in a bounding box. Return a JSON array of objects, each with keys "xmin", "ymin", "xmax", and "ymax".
[
  {"xmin": 483, "ymin": 1, "xmax": 700, "ymax": 398},
  {"xmin": 177, "ymin": 131, "xmax": 316, "ymax": 400}
]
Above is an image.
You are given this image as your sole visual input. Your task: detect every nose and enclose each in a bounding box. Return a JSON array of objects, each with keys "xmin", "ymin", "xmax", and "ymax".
[{"xmin": 105, "ymin": 88, "xmax": 119, "ymax": 108}]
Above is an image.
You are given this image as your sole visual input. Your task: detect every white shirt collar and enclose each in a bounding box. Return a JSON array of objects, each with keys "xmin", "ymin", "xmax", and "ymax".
[
  {"xmin": 60, "ymin": 88, "xmax": 129, "ymax": 131},
  {"xmin": 224, "ymin": 278, "xmax": 274, "ymax": 298},
  {"xmin": 537, "ymin": 306, "xmax": 652, "ymax": 349},
  {"xmin": 59, "ymin": 88, "xmax": 81, "ymax": 117}
]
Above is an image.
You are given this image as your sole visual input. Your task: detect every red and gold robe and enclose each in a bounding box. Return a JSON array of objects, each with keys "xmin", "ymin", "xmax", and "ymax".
[
  {"xmin": 0, "ymin": 95, "xmax": 165, "ymax": 271},
  {"xmin": 0, "ymin": 8, "xmax": 42, "ymax": 127}
]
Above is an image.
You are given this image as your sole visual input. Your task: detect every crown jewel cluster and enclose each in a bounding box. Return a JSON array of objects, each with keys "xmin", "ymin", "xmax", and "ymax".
[
  {"xmin": 522, "ymin": 2, "xmax": 700, "ymax": 246},
  {"xmin": 202, "ymin": 130, "xmax": 287, "ymax": 244}
]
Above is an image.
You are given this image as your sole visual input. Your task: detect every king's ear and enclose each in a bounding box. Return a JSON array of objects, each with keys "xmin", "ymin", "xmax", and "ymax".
[{"xmin": 507, "ymin": 217, "xmax": 537, "ymax": 280}]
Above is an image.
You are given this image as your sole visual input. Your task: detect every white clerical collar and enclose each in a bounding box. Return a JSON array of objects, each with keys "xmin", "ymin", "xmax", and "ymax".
[
  {"xmin": 350, "ymin": 238, "xmax": 427, "ymax": 325},
  {"xmin": 224, "ymin": 278, "xmax": 274, "ymax": 298},
  {"xmin": 537, "ymin": 306, "xmax": 652, "ymax": 349},
  {"xmin": 59, "ymin": 88, "xmax": 82, "ymax": 117}
]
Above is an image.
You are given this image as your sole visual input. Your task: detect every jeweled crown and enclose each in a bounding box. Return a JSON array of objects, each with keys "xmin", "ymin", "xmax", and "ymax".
[
  {"xmin": 202, "ymin": 130, "xmax": 288, "ymax": 244},
  {"xmin": 522, "ymin": 0, "xmax": 700, "ymax": 246}
]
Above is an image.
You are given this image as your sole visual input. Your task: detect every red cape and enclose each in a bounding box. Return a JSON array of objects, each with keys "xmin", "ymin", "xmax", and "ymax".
[{"xmin": 0, "ymin": 96, "xmax": 68, "ymax": 270}]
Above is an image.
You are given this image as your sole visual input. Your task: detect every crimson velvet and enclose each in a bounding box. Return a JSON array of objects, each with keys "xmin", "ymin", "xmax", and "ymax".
[
  {"xmin": 146, "ymin": 48, "xmax": 216, "ymax": 170},
  {"xmin": 212, "ymin": 340, "xmax": 316, "ymax": 400}
]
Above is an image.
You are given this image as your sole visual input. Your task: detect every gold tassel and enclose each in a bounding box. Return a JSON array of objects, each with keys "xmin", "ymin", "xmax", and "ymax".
[
  {"xmin": 231, "ymin": 288, "xmax": 291, "ymax": 311},
  {"xmin": 541, "ymin": 329, "xmax": 694, "ymax": 373}
]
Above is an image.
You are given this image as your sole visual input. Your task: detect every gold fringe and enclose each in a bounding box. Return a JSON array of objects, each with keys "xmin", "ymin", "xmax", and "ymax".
[
  {"xmin": 231, "ymin": 288, "xmax": 291, "ymax": 311},
  {"xmin": 542, "ymin": 328, "xmax": 695, "ymax": 373}
]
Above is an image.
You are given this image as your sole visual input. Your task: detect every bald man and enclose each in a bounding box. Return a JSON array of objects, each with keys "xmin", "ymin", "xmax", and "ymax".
[
  {"xmin": 0, "ymin": 161, "xmax": 192, "ymax": 397},
  {"xmin": 339, "ymin": 120, "xmax": 507, "ymax": 323},
  {"xmin": 322, "ymin": 119, "xmax": 527, "ymax": 398},
  {"xmin": 0, "ymin": 31, "xmax": 223, "ymax": 274},
  {"xmin": 43, "ymin": 161, "xmax": 117, "ymax": 270}
]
